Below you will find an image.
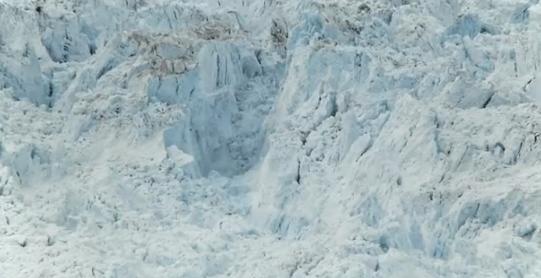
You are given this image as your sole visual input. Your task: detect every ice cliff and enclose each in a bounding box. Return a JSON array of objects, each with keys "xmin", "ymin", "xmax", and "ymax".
[{"xmin": 1, "ymin": 0, "xmax": 541, "ymax": 277}]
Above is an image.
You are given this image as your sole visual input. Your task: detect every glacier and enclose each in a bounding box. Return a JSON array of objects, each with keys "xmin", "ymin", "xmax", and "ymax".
[{"xmin": 0, "ymin": 0, "xmax": 541, "ymax": 277}]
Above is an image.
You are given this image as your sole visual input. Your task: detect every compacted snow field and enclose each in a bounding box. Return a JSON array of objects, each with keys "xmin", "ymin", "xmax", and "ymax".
[{"xmin": 1, "ymin": 0, "xmax": 541, "ymax": 277}]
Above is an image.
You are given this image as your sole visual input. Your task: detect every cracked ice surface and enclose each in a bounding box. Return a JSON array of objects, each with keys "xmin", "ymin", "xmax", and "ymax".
[{"xmin": 0, "ymin": 0, "xmax": 541, "ymax": 277}]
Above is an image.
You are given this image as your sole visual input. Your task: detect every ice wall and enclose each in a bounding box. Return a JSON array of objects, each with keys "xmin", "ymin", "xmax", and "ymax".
[{"xmin": 0, "ymin": 0, "xmax": 541, "ymax": 277}]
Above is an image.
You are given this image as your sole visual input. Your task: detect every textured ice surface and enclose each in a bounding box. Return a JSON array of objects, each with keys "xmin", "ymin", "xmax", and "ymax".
[{"xmin": 1, "ymin": 0, "xmax": 541, "ymax": 277}]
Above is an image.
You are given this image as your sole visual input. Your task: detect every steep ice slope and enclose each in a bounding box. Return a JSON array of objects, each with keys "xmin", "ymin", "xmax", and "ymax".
[{"xmin": 1, "ymin": 0, "xmax": 541, "ymax": 277}]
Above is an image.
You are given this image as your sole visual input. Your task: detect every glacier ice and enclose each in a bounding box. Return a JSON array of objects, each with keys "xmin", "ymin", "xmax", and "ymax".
[{"xmin": 1, "ymin": 0, "xmax": 541, "ymax": 277}]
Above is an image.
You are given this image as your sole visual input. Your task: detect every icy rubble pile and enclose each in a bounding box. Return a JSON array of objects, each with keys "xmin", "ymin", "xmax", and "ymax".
[{"xmin": 1, "ymin": 0, "xmax": 541, "ymax": 277}]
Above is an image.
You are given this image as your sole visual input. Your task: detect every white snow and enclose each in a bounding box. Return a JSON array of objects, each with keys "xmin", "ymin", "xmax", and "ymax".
[{"xmin": 1, "ymin": 0, "xmax": 541, "ymax": 277}]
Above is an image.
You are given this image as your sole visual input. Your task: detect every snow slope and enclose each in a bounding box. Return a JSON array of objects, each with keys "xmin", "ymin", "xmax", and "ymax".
[{"xmin": 1, "ymin": 0, "xmax": 541, "ymax": 277}]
